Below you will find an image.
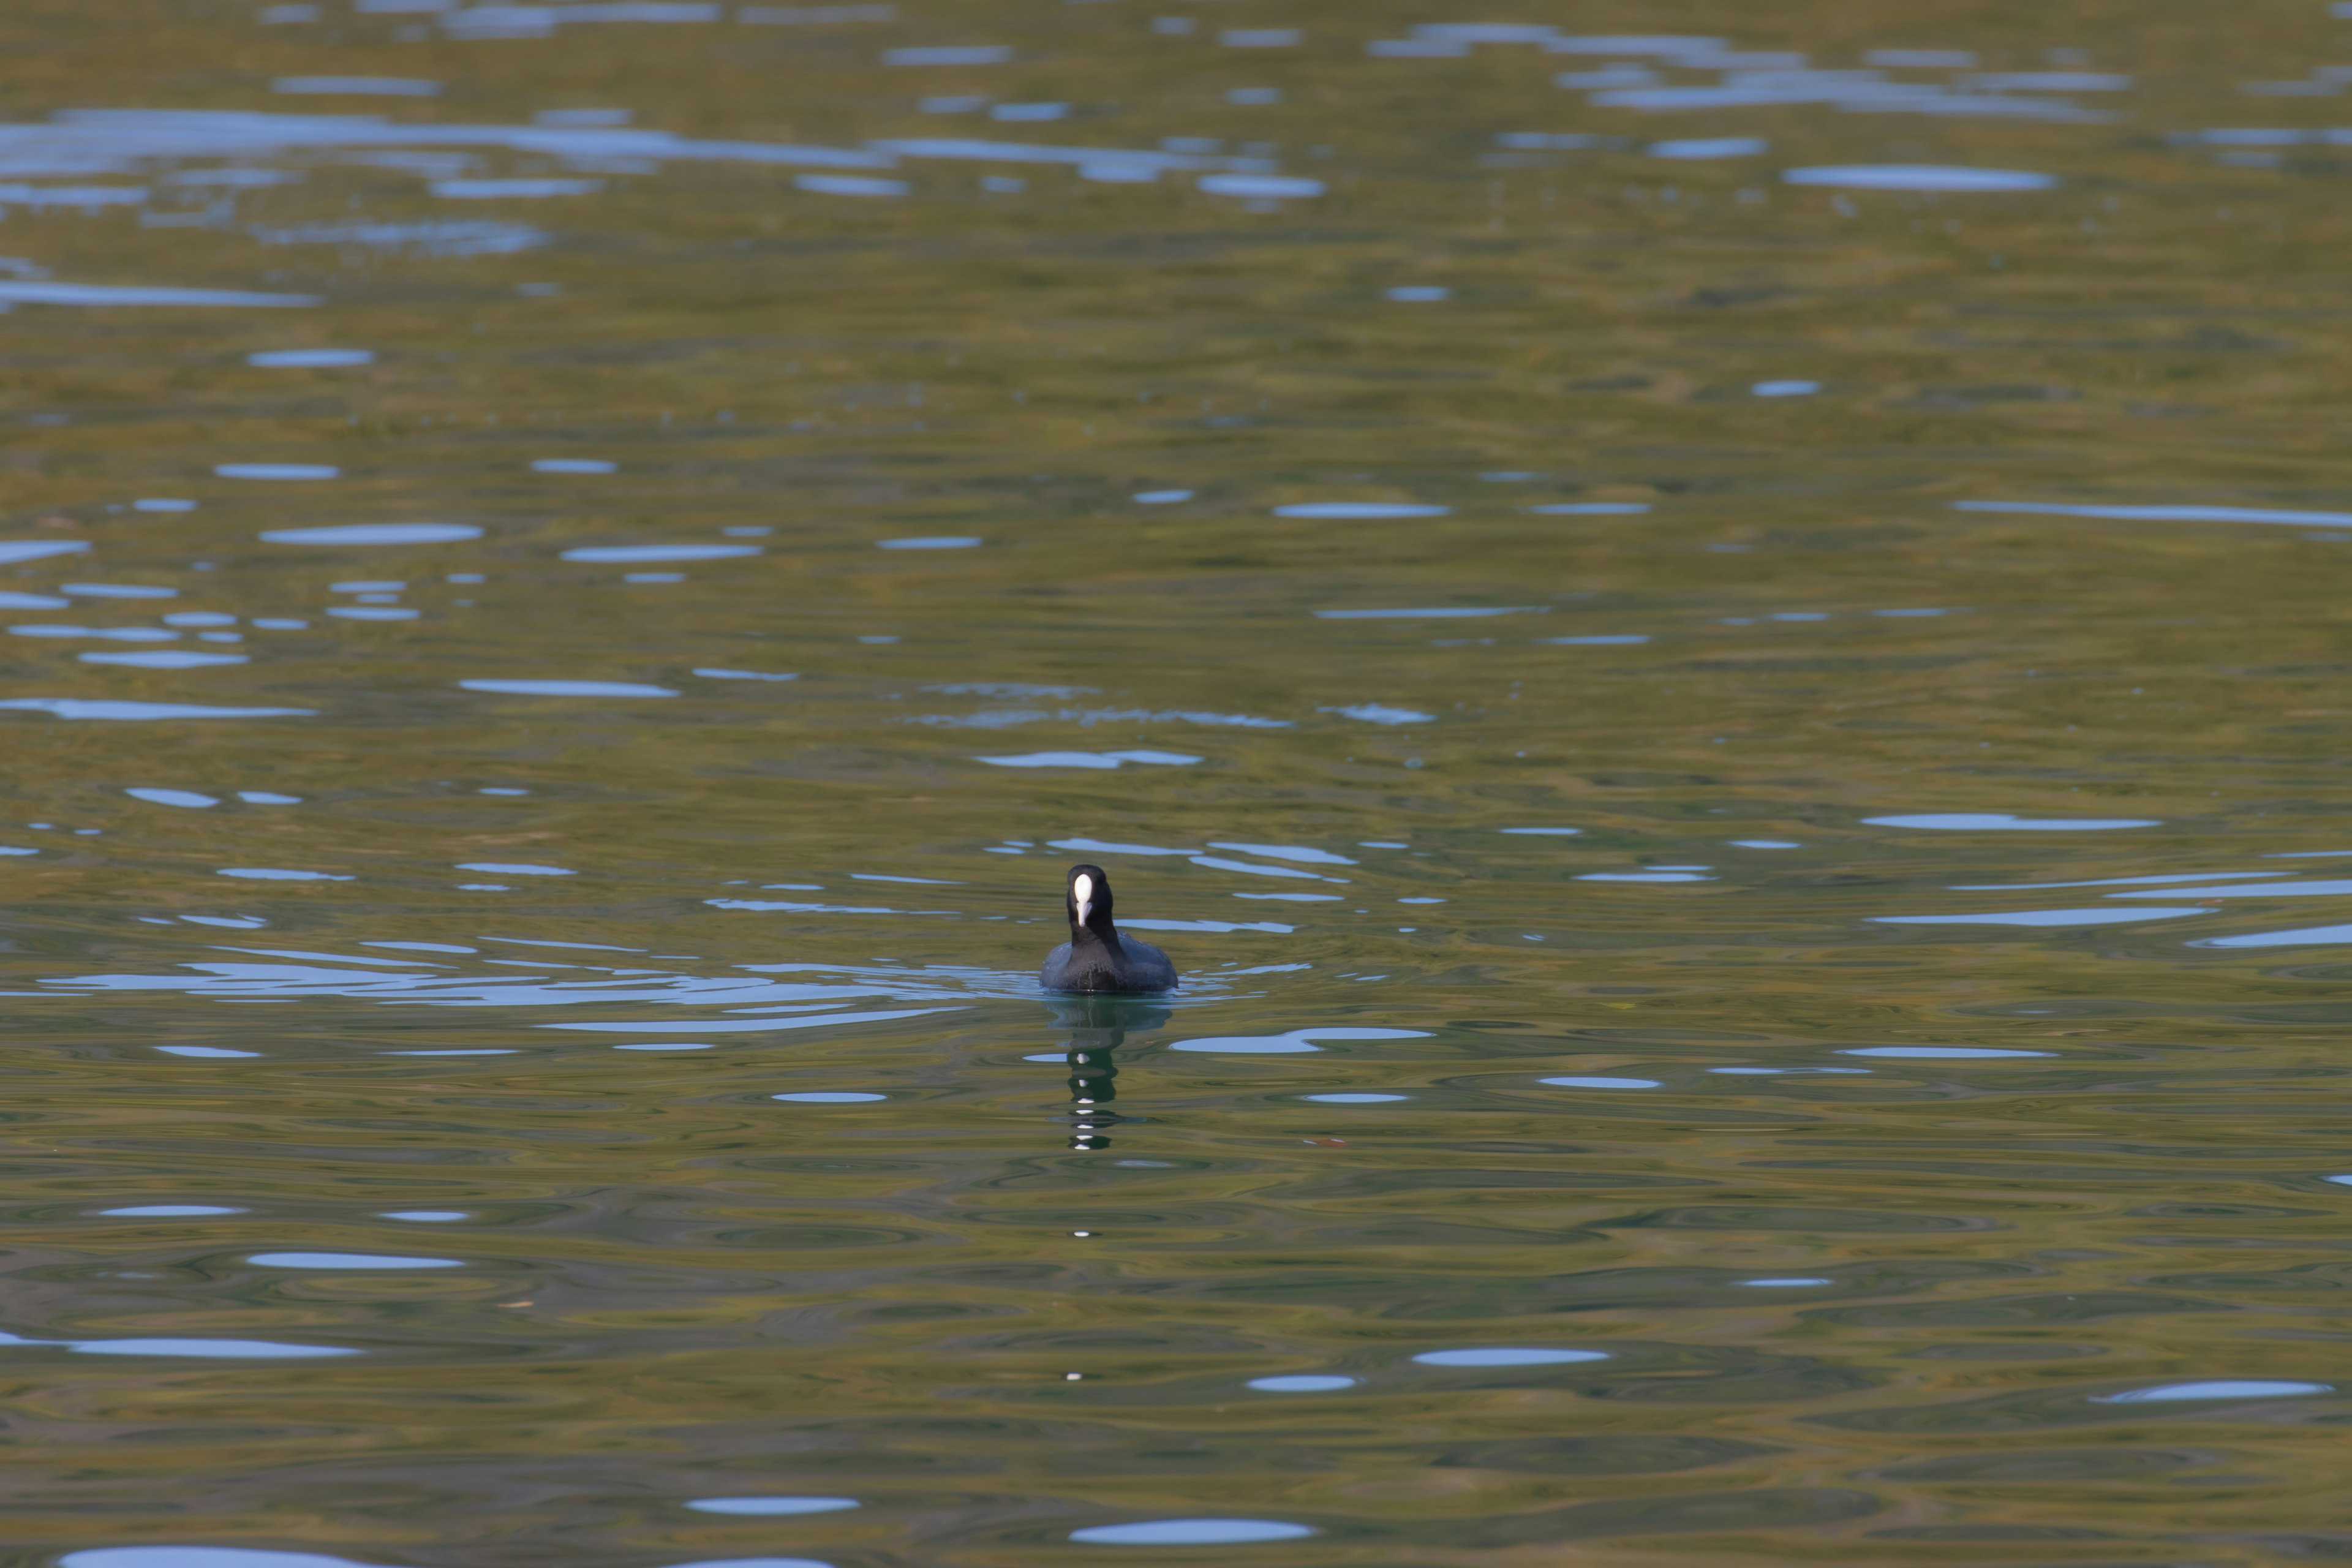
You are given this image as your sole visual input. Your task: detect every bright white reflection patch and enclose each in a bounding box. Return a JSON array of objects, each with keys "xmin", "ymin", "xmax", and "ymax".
[
  {"xmin": 1413, "ymin": 1347, "xmax": 1608, "ymax": 1367},
  {"xmin": 2199, "ymin": 924, "xmax": 2352, "ymax": 949},
  {"xmin": 1864, "ymin": 813, "xmax": 2160, "ymax": 831},
  {"xmin": 249, "ymin": 348, "xmax": 374, "ymax": 367},
  {"xmin": 1785, "ymin": 164, "xmax": 2056, "ymax": 190},
  {"xmin": 217, "ymin": 463, "xmax": 338, "ymax": 480},
  {"xmin": 1315, "ymin": 606, "xmax": 1541, "ymax": 619},
  {"xmin": 82, "ymin": 651, "xmax": 249, "ymax": 668},
  {"xmin": 63, "ymin": 1551, "xmax": 385, "ymax": 1568},
  {"xmin": 686, "ymin": 1496, "xmax": 860, "ymax": 1515},
  {"xmin": 1839, "ymin": 1047, "xmax": 2052, "ymax": 1060},
  {"xmin": 1247, "ymin": 1374, "xmax": 1356, "ymax": 1391},
  {"xmin": 13, "ymin": 625, "xmax": 178, "ymax": 642},
  {"xmin": 796, "ymin": 173, "xmax": 909, "ymax": 197},
  {"xmin": 218, "ymin": 868, "xmax": 353, "ymax": 881},
  {"xmin": 434, "ymin": 177, "xmax": 603, "ymax": 198},
  {"xmin": 1319, "ymin": 704, "xmax": 1431, "ymax": 725},
  {"xmin": 126, "ymin": 788, "xmax": 219, "ymax": 809},
  {"xmin": 1071, "ymin": 1520, "xmax": 1316, "ymax": 1546},
  {"xmin": 1199, "ymin": 173, "xmax": 1322, "ymax": 198},
  {"xmin": 1049, "ymin": 837, "xmax": 1200, "ymax": 856},
  {"xmin": 0, "ymin": 283, "xmax": 318, "ymax": 308},
  {"xmin": 459, "ymin": 679, "xmax": 678, "ymax": 698},
  {"xmin": 1709, "ymin": 1067, "xmax": 1867, "ymax": 1076},
  {"xmin": 262, "ymin": 523, "xmax": 481, "ymax": 545},
  {"xmin": 561, "ymin": 544, "xmax": 760, "ymax": 562},
  {"xmin": 246, "ymin": 1252, "xmax": 460, "ymax": 1269},
  {"xmin": 2112, "ymin": 879, "xmax": 2352, "ymax": 900},
  {"xmin": 1172, "ymin": 1027, "xmax": 1426, "ymax": 1055},
  {"xmin": 0, "ymin": 540, "xmax": 90, "ymax": 565},
  {"xmin": 1273, "ymin": 501, "xmax": 1448, "ymax": 519},
  {"xmin": 1578, "ymin": 872, "xmax": 1710, "ymax": 883},
  {"xmin": 1539, "ymin": 1075, "xmax": 1660, "ymax": 1088},
  {"xmin": 549, "ymin": 1020, "xmax": 940, "ymax": 1038},
  {"xmin": 1190, "ymin": 854, "xmax": 1344, "ymax": 882},
  {"xmin": 1872, "ymin": 908, "xmax": 2206, "ymax": 927},
  {"xmin": 76, "ymin": 1337, "xmax": 355, "ymax": 1359},
  {"xmin": 274, "ymin": 77, "xmax": 439, "ymax": 96},
  {"xmin": 2092, "ymin": 1379, "xmax": 2328, "ymax": 1404},
  {"xmin": 1653, "ymin": 136, "xmax": 1767, "ymax": 159},
  {"xmin": 976, "ymin": 750, "xmax": 1200, "ymax": 769},
  {"xmin": 1957, "ymin": 499, "xmax": 2352, "ymax": 528}
]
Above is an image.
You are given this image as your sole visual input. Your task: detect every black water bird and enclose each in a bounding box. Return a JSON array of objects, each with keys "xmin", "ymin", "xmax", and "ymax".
[{"xmin": 1040, "ymin": 863, "xmax": 1178, "ymax": 993}]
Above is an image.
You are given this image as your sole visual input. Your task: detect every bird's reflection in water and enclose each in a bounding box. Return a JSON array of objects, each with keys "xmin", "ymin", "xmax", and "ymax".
[{"xmin": 1042, "ymin": 995, "xmax": 1172, "ymax": 1151}]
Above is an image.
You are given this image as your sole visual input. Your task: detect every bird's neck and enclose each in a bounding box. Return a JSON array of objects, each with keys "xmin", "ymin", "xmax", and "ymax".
[{"xmin": 1071, "ymin": 919, "xmax": 1122, "ymax": 952}]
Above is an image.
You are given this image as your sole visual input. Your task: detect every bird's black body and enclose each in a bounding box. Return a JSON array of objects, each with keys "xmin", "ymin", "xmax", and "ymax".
[{"xmin": 1039, "ymin": 862, "xmax": 1178, "ymax": 993}]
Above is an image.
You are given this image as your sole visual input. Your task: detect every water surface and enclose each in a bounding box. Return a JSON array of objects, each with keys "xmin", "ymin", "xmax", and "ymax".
[{"xmin": 7, "ymin": 2, "xmax": 2352, "ymax": 1564}]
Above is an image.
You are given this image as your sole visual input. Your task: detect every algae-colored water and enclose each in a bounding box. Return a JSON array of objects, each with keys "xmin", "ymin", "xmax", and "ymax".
[{"xmin": 8, "ymin": 4, "xmax": 2352, "ymax": 1564}]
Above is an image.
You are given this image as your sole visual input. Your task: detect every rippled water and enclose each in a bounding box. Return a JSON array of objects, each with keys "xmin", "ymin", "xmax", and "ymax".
[{"xmin": 12, "ymin": 3, "xmax": 2352, "ymax": 1564}]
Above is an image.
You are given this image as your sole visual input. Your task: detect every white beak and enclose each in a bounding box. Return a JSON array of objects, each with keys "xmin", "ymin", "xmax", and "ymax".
[
  {"xmin": 1076, "ymin": 897, "xmax": 1093, "ymax": 925},
  {"xmin": 1073, "ymin": 873, "xmax": 1094, "ymax": 926}
]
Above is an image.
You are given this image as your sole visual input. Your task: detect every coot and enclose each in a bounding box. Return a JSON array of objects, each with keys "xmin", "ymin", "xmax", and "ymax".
[{"xmin": 1040, "ymin": 863, "xmax": 1178, "ymax": 993}]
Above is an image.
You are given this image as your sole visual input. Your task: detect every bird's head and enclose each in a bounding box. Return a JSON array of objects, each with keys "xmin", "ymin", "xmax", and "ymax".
[{"xmin": 1066, "ymin": 862, "xmax": 1115, "ymax": 938}]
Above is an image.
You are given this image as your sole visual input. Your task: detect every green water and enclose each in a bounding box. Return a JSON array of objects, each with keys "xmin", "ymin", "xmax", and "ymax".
[{"xmin": 10, "ymin": 3, "xmax": 2352, "ymax": 1564}]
